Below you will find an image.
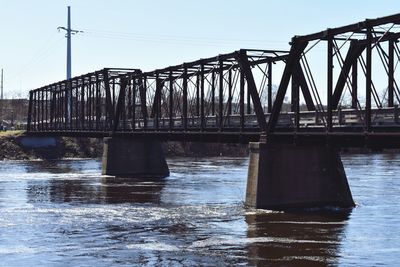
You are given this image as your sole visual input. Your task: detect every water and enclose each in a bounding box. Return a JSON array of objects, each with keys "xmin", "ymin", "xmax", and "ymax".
[{"xmin": 0, "ymin": 154, "xmax": 399, "ymax": 266}]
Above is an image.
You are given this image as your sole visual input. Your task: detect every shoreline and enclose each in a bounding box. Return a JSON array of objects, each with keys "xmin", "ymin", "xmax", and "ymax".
[{"xmin": 0, "ymin": 132, "xmax": 248, "ymax": 160}]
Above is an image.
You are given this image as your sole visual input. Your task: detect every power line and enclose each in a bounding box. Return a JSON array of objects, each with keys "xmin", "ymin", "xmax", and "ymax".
[{"xmin": 79, "ymin": 28, "xmax": 287, "ymax": 48}]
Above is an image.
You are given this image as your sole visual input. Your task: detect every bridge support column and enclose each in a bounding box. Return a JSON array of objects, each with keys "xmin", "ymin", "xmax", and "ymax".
[
  {"xmin": 102, "ymin": 137, "xmax": 169, "ymax": 178},
  {"xmin": 246, "ymin": 142, "xmax": 354, "ymax": 210}
]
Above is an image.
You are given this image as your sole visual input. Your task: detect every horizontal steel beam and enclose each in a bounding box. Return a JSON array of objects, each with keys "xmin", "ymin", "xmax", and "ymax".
[
  {"xmin": 25, "ymin": 130, "xmax": 400, "ymax": 148},
  {"xmin": 294, "ymin": 13, "xmax": 400, "ymax": 42}
]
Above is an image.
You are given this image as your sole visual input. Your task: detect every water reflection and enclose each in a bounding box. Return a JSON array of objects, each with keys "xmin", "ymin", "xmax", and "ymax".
[
  {"xmin": 25, "ymin": 160, "xmax": 74, "ymax": 174},
  {"xmin": 246, "ymin": 211, "xmax": 351, "ymax": 266},
  {"xmin": 100, "ymin": 177, "xmax": 164, "ymax": 204},
  {"xmin": 25, "ymin": 162, "xmax": 165, "ymax": 205}
]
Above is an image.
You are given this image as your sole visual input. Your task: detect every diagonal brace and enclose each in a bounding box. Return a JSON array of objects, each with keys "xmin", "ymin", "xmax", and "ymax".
[
  {"xmin": 268, "ymin": 40, "xmax": 309, "ymax": 133},
  {"xmin": 236, "ymin": 50, "xmax": 267, "ymax": 131},
  {"xmin": 332, "ymin": 41, "xmax": 366, "ymax": 109}
]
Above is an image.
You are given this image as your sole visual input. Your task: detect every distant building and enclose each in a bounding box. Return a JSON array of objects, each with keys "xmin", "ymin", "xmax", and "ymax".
[{"xmin": 0, "ymin": 99, "xmax": 29, "ymax": 129}]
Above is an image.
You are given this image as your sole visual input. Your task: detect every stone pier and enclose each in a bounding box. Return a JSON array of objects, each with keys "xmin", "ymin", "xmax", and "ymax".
[
  {"xmin": 246, "ymin": 142, "xmax": 355, "ymax": 210},
  {"xmin": 102, "ymin": 137, "xmax": 169, "ymax": 178}
]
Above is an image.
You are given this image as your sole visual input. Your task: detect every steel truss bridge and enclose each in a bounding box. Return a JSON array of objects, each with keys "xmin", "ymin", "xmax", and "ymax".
[{"xmin": 27, "ymin": 14, "xmax": 400, "ymax": 148}]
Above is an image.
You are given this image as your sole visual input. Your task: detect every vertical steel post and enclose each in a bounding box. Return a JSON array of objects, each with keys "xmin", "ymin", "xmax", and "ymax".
[
  {"xmin": 88, "ymin": 77, "xmax": 92, "ymax": 130},
  {"xmin": 64, "ymin": 84, "xmax": 68, "ymax": 130},
  {"xmin": 219, "ymin": 58, "xmax": 224, "ymax": 130},
  {"xmin": 228, "ymin": 68, "xmax": 232, "ymax": 115},
  {"xmin": 127, "ymin": 78, "xmax": 132, "ymax": 124},
  {"xmin": 388, "ymin": 39, "xmax": 394, "ymax": 107},
  {"xmin": 366, "ymin": 28, "xmax": 372, "ymax": 131},
  {"xmin": 200, "ymin": 64, "xmax": 205, "ymax": 131},
  {"xmin": 211, "ymin": 71, "xmax": 215, "ymax": 116},
  {"xmin": 32, "ymin": 91, "xmax": 36, "ymax": 130},
  {"xmin": 247, "ymin": 78, "xmax": 251, "ymax": 115},
  {"xmin": 141, "ymin": 75, "xmax": 148, "ymax": 130},
  {"xmin": 267, "ymin": 61, "xmax": 272, "ymax": 113},
  {"xmin": 35, "ymin": 91, "xmax": 39, "ymax": 130},
  {"xmin": 95, "ymin": 73, "xmax": 100, "ymax": 130},
  {"xmin": 45, "ymin": 88, "xmax": 49, "ymax": 130},
  {"xmin": 352, "ymin": 59, "xmax": 358, "ymax": 109},
  {"xmin": 27, "ymin": 91, "xmax": 33, "ymax": 131},
  {"xmin": 75, "ymin": 80, "xmax": 79, "ymax": 130},
  {"xmin": 55, "ymin": 89, "xmax": 59, "ymax": 127},
  {"xmin": 112, "ymin": 79, "xmax": 116, "ymax": 109},
  {"xmin": 327, "ymin": 35, "xmax": 333, "ymax": 132},
  {"xmin": 50, "ymin": 89, "xmax": 55, "ymax": 129},
  {"xmin": 183, "ymin": 66, "xmax": 188, "ymax": 131},
  {"xmin": 41, "ymin": 88, "xmax": 44, "ymax": 130},
  {"xmin": 91, "ymin": 77, "xmax": 95, "ymax": 129},
  {"xmin": 122, "ymin": 79, "xmax": 127, "ymax": 131},
  {"xmin": 58, "ymin": 87, "xmax": 61, "ymax": 127},
  {"xmin": 169, "ymin": 70, "xmax": 174, "ymax": 130},
  {"xmin": 196, "ymin": 73, "xmax": 200, "ymax": 117},
  {"xmin": 155, "ymin": 74, "xmax": 160, "ymax": 130},
  {"xmin": 131, "ymin": 78, "xmax": 136, "ymax": 130},
  {"xmin": 240, "ymin": 69, "xmax": 245, "ymax": 131},
  {"xmin": 292, "ymin": 73, "xmax": 300, "ymax": 131}
]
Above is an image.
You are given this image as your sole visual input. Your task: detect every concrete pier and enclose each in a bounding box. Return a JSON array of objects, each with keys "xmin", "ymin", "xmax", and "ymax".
[
  {"xmin": 246, "ymin": 142, "xmax": 355, "ymax": 210},
  {"xmin": 102, "ymin": 137, "xmax": 169, "ymax": 178}
]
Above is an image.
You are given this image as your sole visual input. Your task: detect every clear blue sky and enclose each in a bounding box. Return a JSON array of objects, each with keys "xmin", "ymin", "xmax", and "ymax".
[{"xmin": 0, "ymin": 0, "xmax": 399, "ymax": 98}]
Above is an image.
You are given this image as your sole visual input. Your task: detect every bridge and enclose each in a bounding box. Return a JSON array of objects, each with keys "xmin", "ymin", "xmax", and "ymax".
[{"xmin": 27, "ymin": 13, "xmax": 400, "ymax": 210}]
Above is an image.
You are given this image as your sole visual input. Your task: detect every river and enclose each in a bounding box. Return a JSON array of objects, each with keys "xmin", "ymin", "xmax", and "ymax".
[{"xmin": 0, "ymin": 154, "xmax": 399, "ymax": 266}]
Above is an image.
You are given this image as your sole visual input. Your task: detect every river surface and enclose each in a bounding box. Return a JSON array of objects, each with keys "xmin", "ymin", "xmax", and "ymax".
[{"xmin": 0, "ymin": 154, "xmax": 399, "ymax": 266}]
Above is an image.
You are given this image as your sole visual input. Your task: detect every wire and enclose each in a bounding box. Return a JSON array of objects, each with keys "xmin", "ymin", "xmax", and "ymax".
[
  {"xmin": 78, "ymin": 28, "xmax": 287, "ymax": 48},
  {"xmin": 9, "ymin": 33, "xmax": 64, "ymax": 82}
]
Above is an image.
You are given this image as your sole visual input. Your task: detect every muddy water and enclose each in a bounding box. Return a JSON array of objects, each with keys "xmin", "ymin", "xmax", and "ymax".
[{"xmin": 0, "ymin": 154, "xmax": 399, "ymax": 266}]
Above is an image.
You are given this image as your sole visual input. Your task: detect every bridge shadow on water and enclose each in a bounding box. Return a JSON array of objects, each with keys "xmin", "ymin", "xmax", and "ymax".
[{"xmin": 245, "ymin": 210, "xmax": 351, "ymax": 266}]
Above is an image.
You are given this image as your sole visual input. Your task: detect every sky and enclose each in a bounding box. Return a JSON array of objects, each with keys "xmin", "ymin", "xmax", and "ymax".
[{"xmin": 0, "ymin": 0, "xmax": 399, "ymax": 99}]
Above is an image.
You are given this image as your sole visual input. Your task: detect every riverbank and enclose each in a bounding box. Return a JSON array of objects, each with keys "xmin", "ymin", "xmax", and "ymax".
[
  {"xmin": 0, "ymin": 131, "xmax": 248, "ymax": 160},
  {"xmin": 1, "ymin": 131, "xmax": 392, "ymax": 161},
  {"xmin": 0, "ymin": 131, "xmax": 102, "ymax": 160}
]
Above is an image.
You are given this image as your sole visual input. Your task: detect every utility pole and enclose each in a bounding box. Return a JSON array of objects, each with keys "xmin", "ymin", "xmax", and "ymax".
[
  {"xmin": 58, "ymin": 6, "xmax": 82, "ymax": 79},
  {"xmin": 67, "ymin": 6, "xmax": 71, "ymax": 79},
  {"xmin": 58, "ymin": 6, "xmax": 82, "ymax": 122}
]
